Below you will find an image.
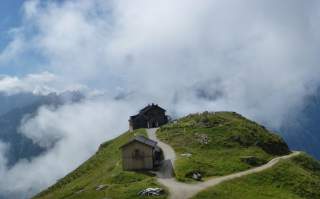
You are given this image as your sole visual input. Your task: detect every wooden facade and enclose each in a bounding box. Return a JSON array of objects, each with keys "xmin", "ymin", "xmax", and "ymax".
[
  {"xmin": 129, "ymin": 104, "xmax": 168, "ymax": 131},
  {"xmin": 120, "ymin": 136, "xmax": 163, "ymax": 171}
]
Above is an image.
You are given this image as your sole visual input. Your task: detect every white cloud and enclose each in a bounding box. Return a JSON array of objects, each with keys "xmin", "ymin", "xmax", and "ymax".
[
  {"xmin": 0, "ymin": 98, "xmax": 135, "ymax": 198},
  {"xmin": 0, "ymin": 72, "xmax": 87, "ymax": 95},
  {"xmin": 0, "ymin": 34, "xmax": 25, "ymax": 64},
  {"xmin": 23, "ymin": 0, "xmax": 40, "ymax": 19},
  {"xmin": 0, "ymin": 72, "xmax": 56, "ymax": 95},
  {"xmin": 0, "ymin": 0, "xmax": 320, "ymax": 197},
  {"xmin": 7, "ymin": 0, "xmax": 319, "ymax": 126}
]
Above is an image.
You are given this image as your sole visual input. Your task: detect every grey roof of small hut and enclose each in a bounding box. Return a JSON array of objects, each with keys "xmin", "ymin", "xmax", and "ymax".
[{"xmin": 120, "ymin": 135, "xmax": 158, "ymax": 149}]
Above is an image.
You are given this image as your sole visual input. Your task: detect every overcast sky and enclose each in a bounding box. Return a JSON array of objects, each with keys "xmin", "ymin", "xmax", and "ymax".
[{"xmin": 1, "ymin": 0, "xmax": 320, "ymax": 198}]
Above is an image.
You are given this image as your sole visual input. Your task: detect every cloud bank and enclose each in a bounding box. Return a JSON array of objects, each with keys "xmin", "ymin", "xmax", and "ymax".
[
  {"xmin": 0, "ymin": 0, "xmax": 320, "ymax": 198},
  {"xmin": 4, "ymin": 0, "xmax": 320, "ymax": 126},
  {"xmin": 0, "ymin": 98, "xmax": 135, "ymax": 198},
  {"xmin": 0, "ymin": 72, "xmax": 87, "ymax": 95}
]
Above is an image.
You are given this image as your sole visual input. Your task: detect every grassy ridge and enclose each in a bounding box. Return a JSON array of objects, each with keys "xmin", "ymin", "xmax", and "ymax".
[
  {"xmin": 157, "ymin": 111, "xmax": 290, "ymax": 181},
  {"xmin": 33, "ymin": 129, "xmax": 167, "ymax": 199},
  {"xmin": 33, "ymin": 111, "xmax": 319, "ymax": 199},
  {"xmin": 192, "ymin": 153, "xmax": 320, "ymax": 199}
]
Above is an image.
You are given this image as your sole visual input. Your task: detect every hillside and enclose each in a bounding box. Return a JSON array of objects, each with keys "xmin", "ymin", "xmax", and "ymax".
[
  {"xmin": 33, "ymin": 112, "xmax": 320, "ymax": 199},
  {"xmin": 192, "ymin": 153, "xmax": 320, "ymax": 199},
  {"xmin": 33, "ymin": 129, "xmax": 167, "ymax": 199},
  {"xmin": 157, "ymin": 112, "xmax": 290, "ymax": 181}
]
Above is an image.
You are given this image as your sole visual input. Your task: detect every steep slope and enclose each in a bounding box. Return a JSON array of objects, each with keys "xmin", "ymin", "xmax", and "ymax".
[
  {"xmin": 32, "ymin": 129, "xmax": 167, "ymax": 199},
  {"xmin": 33, "ymin": 111, "xmax": 319, "ymax": 199},
  {"xmin": 192, "ymin": 153, "xmax": 320, "ymax": 199},
  {"xmin": 157, "ymin": 112, "xmax": 290, "ymax": 181}
]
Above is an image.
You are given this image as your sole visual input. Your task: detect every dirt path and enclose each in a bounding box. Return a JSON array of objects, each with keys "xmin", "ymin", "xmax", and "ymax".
[
  {"xmin": 147, "ymin": 128, "xmax": 176, "ymax": 178},
  {"xmin": 147, "ymin": 128, "xmax": 176, "ymax": 162},
  {"xmin": 146, "ymin": 128, "xmax": 300, "ymax": 199}
]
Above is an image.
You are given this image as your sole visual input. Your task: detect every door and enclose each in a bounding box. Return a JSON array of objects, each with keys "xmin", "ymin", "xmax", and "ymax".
[{"xmin": 132, "ymin": 148, "xmax": 145, "ymax": 169}]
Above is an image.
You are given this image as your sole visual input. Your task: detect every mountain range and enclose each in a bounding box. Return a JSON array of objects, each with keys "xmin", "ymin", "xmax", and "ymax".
[
  {"xmin": 281, "ymin": 88, "xmax": 320, "ymax": 159},
  {"xmin": 0, "ymin": 91, "xmax": 83, "ymax": 167}
]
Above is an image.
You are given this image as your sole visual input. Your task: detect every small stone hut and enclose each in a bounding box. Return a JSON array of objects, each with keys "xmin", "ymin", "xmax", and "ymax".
[
  {"xmin": 129, "ymin": 104, "xmax": 168, "ymax": 131},
  {"xmin": 120, "ymin": 136, "xmax": 163, "ymax": 171}
]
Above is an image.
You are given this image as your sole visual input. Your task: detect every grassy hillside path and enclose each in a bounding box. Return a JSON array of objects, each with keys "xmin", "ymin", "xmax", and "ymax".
[{"xmin": 146, "ymin": 128, "xmax": 301, "ymax": 199}]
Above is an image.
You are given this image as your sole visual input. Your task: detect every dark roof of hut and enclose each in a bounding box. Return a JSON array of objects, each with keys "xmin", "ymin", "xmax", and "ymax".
[
  {"xmin": 120, "ymin": 135, "xmax": 158, "ymax": 148},
  {"xmin": 129, "ymin": 104, "xmax": 166, "ymax": 120},
  {"xmin": 139, "ymin": 104, "xmax": 166, "ymax": 114}
]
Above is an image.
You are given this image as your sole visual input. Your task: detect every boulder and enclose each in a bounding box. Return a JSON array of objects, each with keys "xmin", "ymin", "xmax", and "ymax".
[
  {"xmin": 138, "ymin": 188, "xmax": 164, "ymax": 196},
  {"xmin": 192, "ymin": 172, "xmax": 202, "ymax": 181},
  {"xmin": 96, "ymin": 184, "xmax": 108, "ymax": 191}
]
